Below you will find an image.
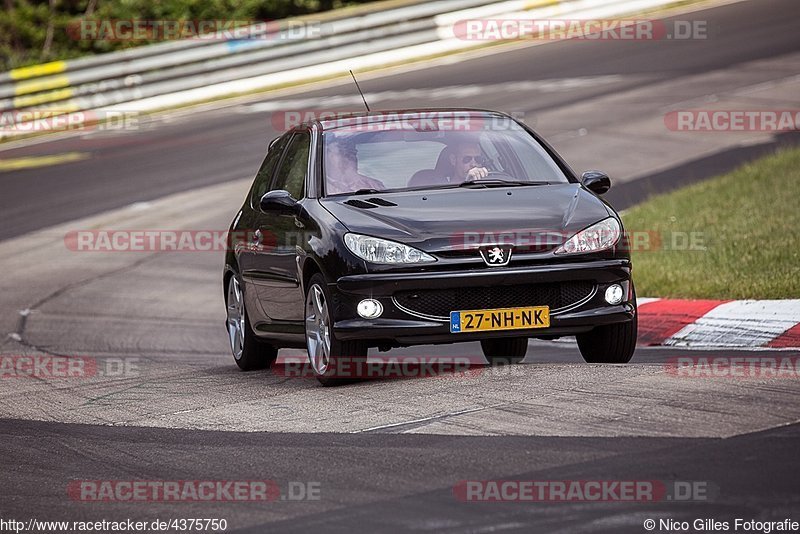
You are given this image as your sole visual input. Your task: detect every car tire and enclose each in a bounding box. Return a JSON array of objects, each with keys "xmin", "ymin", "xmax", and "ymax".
[
  {"xmin": 226, "ymin": 274, "xmax": 278, "ymax": 371},
  {"xmin": 481, "ymin": 337, "xmax": 528, "ymax": 365},
  {"xmin": 305, "ymin": 273, "xmax": 367, "ymax": 387},
  {"xmin": 576, "ymin": 286, "xmax": 637, "ymax": 363}
]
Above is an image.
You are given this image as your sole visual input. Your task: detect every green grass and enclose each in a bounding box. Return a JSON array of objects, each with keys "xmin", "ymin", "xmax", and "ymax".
[{"xmin": 622, "ymin": 147, "xmax": 800, "ymax": 299}]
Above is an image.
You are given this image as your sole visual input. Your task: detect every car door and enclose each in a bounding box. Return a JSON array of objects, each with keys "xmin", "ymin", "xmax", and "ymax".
[
  {"xmin": 237, "ymin": 134, "xmax": 290, "ymax": 322},
  {"xmin": 251, "ymin": 130, "xmax": 311, "ymax": 323}
]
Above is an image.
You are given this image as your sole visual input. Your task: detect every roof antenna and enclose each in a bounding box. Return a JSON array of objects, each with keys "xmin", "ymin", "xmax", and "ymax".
[{"xmin": 349, "ymin": 70, "xmax": 370, "ymax": 112}]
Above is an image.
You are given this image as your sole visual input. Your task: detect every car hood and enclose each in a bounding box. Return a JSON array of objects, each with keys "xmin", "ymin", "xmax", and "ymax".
[{"xmin": 319, "ymin": 183, "xmax": 612, "ymax": 254}]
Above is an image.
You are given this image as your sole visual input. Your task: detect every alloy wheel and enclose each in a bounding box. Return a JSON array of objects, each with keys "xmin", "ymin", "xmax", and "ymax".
[
  {"xmin": 226, "ymin": 276, "xmax": 245, "ymax": 360},
  {"xmin": 305, "ymin": 284, "xmax": 332, "ymax": 375}
]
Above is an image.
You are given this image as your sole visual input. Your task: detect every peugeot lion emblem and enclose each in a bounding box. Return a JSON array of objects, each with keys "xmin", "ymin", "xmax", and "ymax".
[{"xmin": 480, "ymin": 246, "xmax": 513, "ymax": 266}]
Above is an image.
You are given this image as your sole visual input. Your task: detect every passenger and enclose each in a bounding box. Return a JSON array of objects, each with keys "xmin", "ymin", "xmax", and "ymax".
[{"xmin": 325, "ymin": 140, "xmax": 384, "ymax": 195}]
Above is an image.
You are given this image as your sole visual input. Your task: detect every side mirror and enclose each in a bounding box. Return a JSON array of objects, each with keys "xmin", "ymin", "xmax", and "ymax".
[
  {"xmin": 260, "ymin": 190, "xmax": 298, "ymax": 214},
  {"xmin": 581, "ymin": 171, "xmax": 611, "ymax": 195}
]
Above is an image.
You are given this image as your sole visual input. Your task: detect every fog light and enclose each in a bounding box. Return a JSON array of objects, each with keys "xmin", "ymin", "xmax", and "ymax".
[
  {"xmin": 357, "ymin": 299, "xmax": 383, "ymax": 319},
  {"xmin": 605, "ymin": 284, "xmax": 624, "ymax": 305}
]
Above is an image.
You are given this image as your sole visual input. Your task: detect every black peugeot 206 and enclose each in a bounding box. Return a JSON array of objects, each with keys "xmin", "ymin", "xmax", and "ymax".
[{"xmin": 224, "ymin": 109, "xmax": 637, "ymax": 385}]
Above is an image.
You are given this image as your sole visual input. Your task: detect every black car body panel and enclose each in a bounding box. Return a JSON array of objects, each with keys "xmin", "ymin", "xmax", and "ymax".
[{"xmin": 319, "ymin": 183, "xmax": 612, "ymax": 251}]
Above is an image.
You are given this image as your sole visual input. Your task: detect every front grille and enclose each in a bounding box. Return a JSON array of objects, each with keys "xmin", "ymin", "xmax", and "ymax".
[
  {"xmin": 436, "ymin": 243, "xmax": 558, "ymax": 256},
  {"xmin": 393, "ymin": 281, "xmax": 595, "ymax": 319}
]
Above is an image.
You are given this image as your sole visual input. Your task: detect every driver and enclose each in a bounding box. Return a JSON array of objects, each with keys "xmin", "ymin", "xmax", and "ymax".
[
  {"xmin": 448, "ymin": 141, "xmax": 490, "ymax": 182},
  {"xmin": 325, "ymin": 139, "xmax": 384, "ymax": 195}
]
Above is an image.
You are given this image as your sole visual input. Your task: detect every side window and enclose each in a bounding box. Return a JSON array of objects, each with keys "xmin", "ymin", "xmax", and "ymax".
[
  {"xmin": 272, "ymin": 132, "xmax": 310, "ymax": 200},
  {"xmin": 250, "ymin": 135, "xmax": 289, "ymax": 207}
]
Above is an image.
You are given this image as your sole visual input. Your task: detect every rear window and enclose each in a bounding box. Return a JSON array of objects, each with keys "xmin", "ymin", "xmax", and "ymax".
[{"xmin": 355, "ymin": 140, "xmax": 443, "ymax": 188}]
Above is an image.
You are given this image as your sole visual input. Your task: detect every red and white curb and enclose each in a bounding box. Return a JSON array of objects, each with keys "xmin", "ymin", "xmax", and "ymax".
[{"xmin": 637, "ymin": 298, "xmax": 800, "ymax": 349}]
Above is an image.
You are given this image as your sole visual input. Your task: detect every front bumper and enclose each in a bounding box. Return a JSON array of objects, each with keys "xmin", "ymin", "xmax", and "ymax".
[{"xmin": 330, "ymin": 259, "xmax": 635, "ymax": 344}]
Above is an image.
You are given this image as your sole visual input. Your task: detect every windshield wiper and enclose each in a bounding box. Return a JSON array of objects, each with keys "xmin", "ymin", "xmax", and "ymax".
[
  {"xmin": 457, "ymin": 180, "xmax": 551, "ymax": 188},
  {"xmin": 350, "ymin": 188, "xmax": 382, "ymax": 195},
  {"xmin": 387, "ymin": 181, "xmax": 553, "ymax": 194}
]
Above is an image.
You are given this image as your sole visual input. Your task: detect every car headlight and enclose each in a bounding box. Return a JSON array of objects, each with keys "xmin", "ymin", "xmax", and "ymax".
[
  {"xmin": 344, "ymin": 233, "xmax": 435, "ymax": 264},
  {"xmin": 554, "ymin": 217, "xmax": 621, "ymax": 255}
]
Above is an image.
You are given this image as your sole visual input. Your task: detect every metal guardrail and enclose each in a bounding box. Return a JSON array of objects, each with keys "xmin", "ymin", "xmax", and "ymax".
[
  {"xmin": 0, "ymin": 0, "xmax": 499, "ymax": 113},
  {"xmin": 0, "ymin": 0, "xmax": 682, "ymax": 137},
  {"xmin": 0, "ymin": 0, "xmax": 436, "ymax": 85}
]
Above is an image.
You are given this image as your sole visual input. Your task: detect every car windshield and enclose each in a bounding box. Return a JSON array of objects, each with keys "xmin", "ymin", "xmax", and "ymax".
[{"xmin": 321, "ymin": 113, "xmax": 569, "ymax": 196}]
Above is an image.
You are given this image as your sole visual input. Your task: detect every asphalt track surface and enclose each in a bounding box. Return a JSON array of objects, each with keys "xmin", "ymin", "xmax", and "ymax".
[{"xmin": 1, "ymin": 0, "xmax": 800, "ymax": 532}]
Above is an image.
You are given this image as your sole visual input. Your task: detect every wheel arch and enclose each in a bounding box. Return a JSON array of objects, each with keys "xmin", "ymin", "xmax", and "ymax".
[
  {"xmin": 222, "ymin": 264, "xmax": 237, "ymax": 305},
  {"xmin": 301, "ymin": 257, "xmax": 324, "ymax": 296}
]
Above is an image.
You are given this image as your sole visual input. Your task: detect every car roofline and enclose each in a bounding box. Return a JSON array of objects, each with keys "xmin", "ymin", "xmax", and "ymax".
[{"xmin": 310, "ymin": 108, "xmax": 515, "ymax": 131}]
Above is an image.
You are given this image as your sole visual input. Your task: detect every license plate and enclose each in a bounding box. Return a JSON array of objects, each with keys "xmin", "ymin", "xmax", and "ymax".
[{"xmin": 450, "ymin": 306, "xmax": 550, "ymax": 333}]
